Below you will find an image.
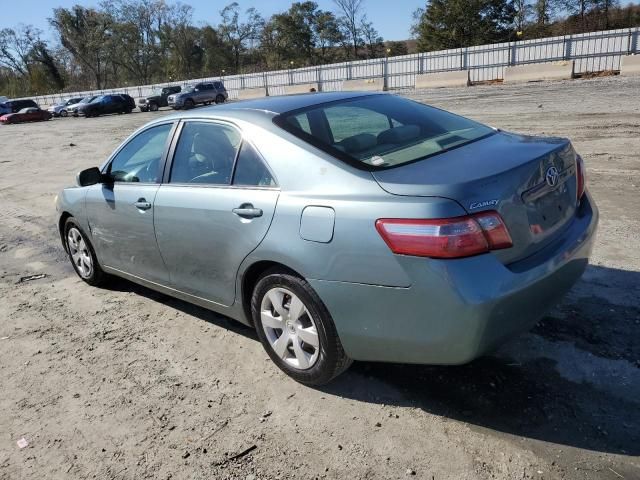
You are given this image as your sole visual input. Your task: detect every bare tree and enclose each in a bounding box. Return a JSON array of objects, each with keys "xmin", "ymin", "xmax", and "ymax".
[
  {"xmin": 218, "ymin": 2, "xmax": 264, "ymax": 72},
  {"xmin": 0, "ymin": 25, "xmax": 42, "ymax": 76},
  {"xmin": 333, "ymin": 0, "xmax": 364, "ymax": 58},
  {"xmin": 50, "ymin": 6, "xmax": 113, "ymax": 89}
]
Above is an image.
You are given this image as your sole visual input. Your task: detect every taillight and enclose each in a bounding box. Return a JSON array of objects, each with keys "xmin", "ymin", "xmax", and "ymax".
[
  {"xmin": 576, "ymin": 155, "xmax": 586, "ymax": 203},
  {"xmin": 375, "ymin": 211, "xmax": 512, "ymax": 259}
]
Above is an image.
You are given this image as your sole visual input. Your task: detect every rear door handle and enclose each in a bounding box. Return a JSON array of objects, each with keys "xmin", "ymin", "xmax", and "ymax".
[
  {"xmin": 233, "ymin": 204, "xmax": 263, "ymax": 219},
  {"xmin": 134, "ymin": 199, "xmax": 152, "ymax": 211}
]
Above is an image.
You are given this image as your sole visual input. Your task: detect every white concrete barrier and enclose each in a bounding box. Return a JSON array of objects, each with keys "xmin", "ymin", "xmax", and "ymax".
[
  {"xmin": 504, "ymin": 61, "xmax": 575, "ymax": 83},
  {"xmin": 620, "ymin": 55, "xmax": 640, "ymax": 76},
  {"xmin": 283, "ymin": 83, "xmax": 319, "ymax": 95},
  {"xmin": 415, "ymin": 70, "xmax": 470, "ymax": 89},
  {"xmin": 342, "ymin": 78, "xmax": 385, "ymax": 92},
  {"xmin": 236, "ymin": 87, "xmax": 267, "ymax": 100}
]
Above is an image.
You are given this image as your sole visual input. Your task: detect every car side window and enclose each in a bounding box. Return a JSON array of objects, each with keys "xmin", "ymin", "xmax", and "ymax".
[
  {"xmin": 232, "ymin": 142, "xmax": 276, "ymax": 187},
  {"xmin": 170, "ymin": 122, "xmax": 241, "ymax": 185},
  {"xmin": 288, "ymin": 113, "xmax": 312, "ymax": 134},
  {"xmin": 107, "ymin": 123, "xmax": 173, "ymax": 183}
]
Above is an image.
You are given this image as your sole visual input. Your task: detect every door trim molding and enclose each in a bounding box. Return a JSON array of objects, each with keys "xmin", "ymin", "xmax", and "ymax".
[{"xmin": 103, "ymin": 265, "xmax": 232, "ymax": 313}]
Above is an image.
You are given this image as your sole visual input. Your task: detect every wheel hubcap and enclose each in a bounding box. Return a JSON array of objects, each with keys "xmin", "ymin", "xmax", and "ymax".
[
  {"xmin": 260, "ymin": 287, "xmax": 320, "ymax": 370},
  {"xmin": 67, "ymin": 227, "xmax": 93, "ymax": 278}
]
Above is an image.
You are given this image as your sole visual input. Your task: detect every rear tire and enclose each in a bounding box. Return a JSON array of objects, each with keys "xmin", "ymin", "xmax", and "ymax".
[
  {"xmin": 215, "ymin": 94, "xmax": 225, "ymax": 104},
  {"xmin": 63, "ymin": 217, "xmax": 106, "ymax": 287},
  {"xmin": 149, "ymin": 103, "xmax": 158, "ymax": 112},
  {"xmin": 252, "ymin": 269, "xmax": 352, "ymax": 385}
]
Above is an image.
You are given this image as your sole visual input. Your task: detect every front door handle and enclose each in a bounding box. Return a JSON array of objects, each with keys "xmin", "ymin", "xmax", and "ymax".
[
  {"xmin": 134, "ymin": 199, "xmax": 152, "ymax": 211},
  {"xmin": 233, "ymin": 203, "xmax": 263, "ymax": 219}
]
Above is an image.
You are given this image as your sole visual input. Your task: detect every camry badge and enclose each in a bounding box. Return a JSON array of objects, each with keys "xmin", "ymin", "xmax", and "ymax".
[
  {"xmin": 469, "ymin": 199, "xmax": 499, "ymax": 210},
  {"xmin": 545, "ymin": 166, "xmax": 560, "ymax": 187}
]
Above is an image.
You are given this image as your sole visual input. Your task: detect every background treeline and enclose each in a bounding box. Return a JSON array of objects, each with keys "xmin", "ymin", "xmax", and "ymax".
[{"xmin": 1, "ymin": 0, "xmax": 639, "ymax": 98}]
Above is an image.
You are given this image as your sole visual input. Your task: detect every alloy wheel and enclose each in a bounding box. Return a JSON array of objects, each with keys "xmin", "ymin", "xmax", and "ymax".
[
  {"xmin": 67, "ymin": 227, "xmax": 93, "ymax": 278},
  {"xmin": 260, "ymin": 287, "xmax": 320, "ymax": 370}
]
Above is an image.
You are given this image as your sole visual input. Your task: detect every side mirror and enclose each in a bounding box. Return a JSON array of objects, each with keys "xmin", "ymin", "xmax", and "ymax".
[{"xmin": 77, "ymin": 167, "xmax": 104, "ymax": 187}]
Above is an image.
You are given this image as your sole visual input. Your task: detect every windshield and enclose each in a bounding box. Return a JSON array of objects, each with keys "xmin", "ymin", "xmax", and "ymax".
[
  {"xmin": 274, "ymin": 95, "xmax": 495, "ymax": 170},
  {"xmin": 91, "ymin": 96, "xmax": 105, "ymax": 103},
  {"xmin": 182, "ymin": 85, "xmax": 195, "ymax": 93}
]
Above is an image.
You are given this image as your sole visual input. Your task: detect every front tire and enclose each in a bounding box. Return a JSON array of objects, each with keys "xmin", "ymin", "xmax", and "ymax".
[
  {"xmin": 252, "ymin": 269, "xmax": 352, "ymax": 385},
  {"xmin": 184, "ymin": 98, "xmax": 195, "ymax": 109},
  {"xmin": 60, "ymin": 110, "xmax": 68, "ymax": 118},
  {"xmin": 64, "ymin": 218, "xmax": 106, "ymax": 287},
  {"xmin": 149, "ymin": 103, "xmax": 158, "ymax": 112}
]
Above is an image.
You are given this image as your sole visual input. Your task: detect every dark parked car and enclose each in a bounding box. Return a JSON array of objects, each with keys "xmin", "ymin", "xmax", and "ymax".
[
  {"xmin": 79, "ymin": 94, "xmax": 135, "ymax": 117},
  {"xmin": 0, "ymin": 107, "xmax": 52, "ymax": 124},
  {"xmin": 138, "ymin": 86, "xmax": 181, "ymax": 112},
  {"xmin": 0, "ymin": 99, "xmax": 39, "ymax": 114}
]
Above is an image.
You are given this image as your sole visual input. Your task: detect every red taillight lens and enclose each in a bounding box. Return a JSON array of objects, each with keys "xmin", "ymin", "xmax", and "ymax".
[
  {"xmin": 375, "ymin": 211, "xmax": 512, "ymax": 259},
  {"xmin": 576, "ymin": 155, "xmax": 586, "ymax": 202},
  {"xmin": 474, "ymin": 211, "xmax": 513, "ymax": 250}
]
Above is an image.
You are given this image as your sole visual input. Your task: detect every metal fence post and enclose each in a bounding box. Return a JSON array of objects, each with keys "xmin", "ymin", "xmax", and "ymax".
[
  {"xmin": 316, "ymin": 66, "xmax": 322, "ymax": 92},
  {"xmin": 382, "ymin": 57, "xmax": 388, "ymax": 91},
  {"xmin": 510, "ymin": 41, "xmax": 517, "ymax": 66},
  {"xmin": 263, "ymin": 71, "xmax": 269, "ymax": 96},
  {"xmin": 563, "ymin": 35, "xmax": 572, "ymax": 60}
]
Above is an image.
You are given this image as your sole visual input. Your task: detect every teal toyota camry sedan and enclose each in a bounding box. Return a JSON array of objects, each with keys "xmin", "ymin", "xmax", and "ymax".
[{"xmin": 56, "ymin": 92, "xmax": 598, "ymax": 385}]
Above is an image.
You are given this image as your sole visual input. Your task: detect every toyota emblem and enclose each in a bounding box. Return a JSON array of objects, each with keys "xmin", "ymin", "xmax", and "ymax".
[{"xmin": 545, "ymin": 166, "xmax": 559, "ymax": 187}]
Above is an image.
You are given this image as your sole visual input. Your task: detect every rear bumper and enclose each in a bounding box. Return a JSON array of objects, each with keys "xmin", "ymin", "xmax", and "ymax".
[{"xmin": 310, "ymin": 193, "xmax": 599, "ymax": 365}]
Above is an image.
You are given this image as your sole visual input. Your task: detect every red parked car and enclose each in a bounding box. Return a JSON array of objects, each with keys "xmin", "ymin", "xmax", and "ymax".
[{"xmin": 0, "ymin": 107, "xmax": 52, "ymax": 124}]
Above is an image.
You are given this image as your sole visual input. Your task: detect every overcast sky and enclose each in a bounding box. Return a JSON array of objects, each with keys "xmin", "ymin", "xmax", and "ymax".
[{"xmin": 2, "ymin": 0, "xmax": 424, "ymax": 42}]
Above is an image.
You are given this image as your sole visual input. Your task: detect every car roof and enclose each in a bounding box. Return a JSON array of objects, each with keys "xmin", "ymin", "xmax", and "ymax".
[
  {"xmin": 162, "ymin": 91, "xmax": 384, "ymax": 126},
  {"xmin": 216, "ymin": 91, "xmax": 382, "ymax": 115}
]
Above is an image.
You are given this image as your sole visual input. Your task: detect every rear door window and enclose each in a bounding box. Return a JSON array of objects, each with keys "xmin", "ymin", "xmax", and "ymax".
[{"xmin": 232, "ymin": 142, "xmax": 276, "ymax": 187}]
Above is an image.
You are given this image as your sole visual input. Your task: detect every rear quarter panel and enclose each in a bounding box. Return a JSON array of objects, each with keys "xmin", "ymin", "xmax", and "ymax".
[{"xmin": 235, "ymin": 119, "xmax": 467, "ymax": 288}]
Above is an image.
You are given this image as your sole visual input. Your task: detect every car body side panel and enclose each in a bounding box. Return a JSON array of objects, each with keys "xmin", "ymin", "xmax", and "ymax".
[
  {"xmin": 154, "ymin": 186, "xmax": 279, "ymax": 307},
  {"xmin": 84, "ymin": 183, "xmax": 170, "ymax": 284},
  {"xmin": 56, "ymin": 187, "xmax": 90, "ymax": 239}
]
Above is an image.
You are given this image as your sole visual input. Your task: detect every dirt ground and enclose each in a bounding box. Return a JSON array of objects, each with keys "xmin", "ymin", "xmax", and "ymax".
[{"xmin": 1, "ymin": 75, "xmax": 639, "ymax": 480}]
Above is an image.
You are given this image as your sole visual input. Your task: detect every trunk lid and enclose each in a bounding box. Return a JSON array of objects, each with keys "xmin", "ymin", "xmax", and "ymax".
[{"xmin": 372, "ymin": 131, "xmax": 579, "ymax": 264}]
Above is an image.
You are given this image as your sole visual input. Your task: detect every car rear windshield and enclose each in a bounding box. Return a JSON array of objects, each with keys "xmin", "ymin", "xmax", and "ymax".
[{"xmin": 273, "ymin": 94, "xmax": 495, "ymax": 170}]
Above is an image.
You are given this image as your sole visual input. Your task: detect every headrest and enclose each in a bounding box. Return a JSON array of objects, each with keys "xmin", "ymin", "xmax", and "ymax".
[
  {"xmin": 377, "ymin": 125, "xmax": 421, "ymax": 144},
  {"xmin": 338, "ymin": 133, "xmax": 377, "ymax": 154}
]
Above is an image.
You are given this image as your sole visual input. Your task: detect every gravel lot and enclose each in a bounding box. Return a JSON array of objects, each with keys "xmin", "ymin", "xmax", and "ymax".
[{"xmin": 1, "ymin": 75, "xmax": 639, "ymax": 480}]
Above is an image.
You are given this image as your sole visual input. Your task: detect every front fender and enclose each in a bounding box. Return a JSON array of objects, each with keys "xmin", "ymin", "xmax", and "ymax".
[{"xmin": 56, "ymin": 187, "xmax": 90, "ymax": 244}]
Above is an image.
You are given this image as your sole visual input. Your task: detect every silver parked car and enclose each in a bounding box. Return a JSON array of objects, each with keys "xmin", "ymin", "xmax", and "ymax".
[
  {"xmin": 167, "ymin": 81, "xmax": 228, "ymax": 109},
  {"xmin": 67, "ymin": 95, "xmax": 99, "ymax": 117},
  {"xmin": 48, "ymin": 97, "xmax": 84, "ymax": 117},
  {"xmin": 56, "ymin": 92, "xmax": 598, "ymax": 385}
]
